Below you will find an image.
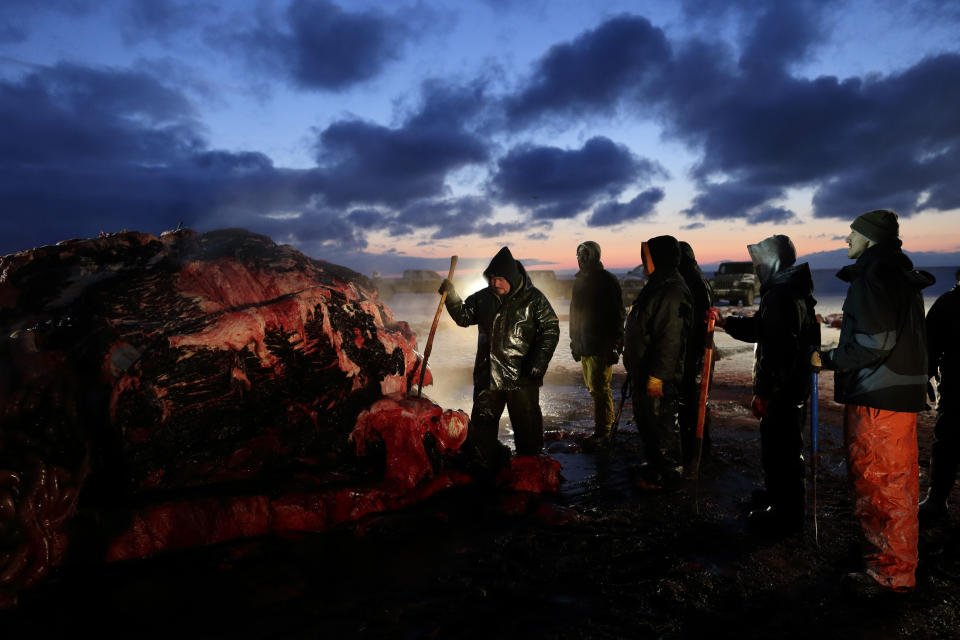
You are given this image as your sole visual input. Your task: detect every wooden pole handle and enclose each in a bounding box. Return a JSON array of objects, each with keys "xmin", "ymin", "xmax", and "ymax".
[{"xmin": 417, "ymin": 255, "xmax": 458, "ymax": 397}]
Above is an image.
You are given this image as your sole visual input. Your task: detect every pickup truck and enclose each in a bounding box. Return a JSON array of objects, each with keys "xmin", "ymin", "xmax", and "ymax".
[
  {"xmin": 709, "ymin": 261, "xmax": 760, "ymax": 306},
  {"xmin": 619, "ymin": 264, "xmax": 646, "ymax": 306}
]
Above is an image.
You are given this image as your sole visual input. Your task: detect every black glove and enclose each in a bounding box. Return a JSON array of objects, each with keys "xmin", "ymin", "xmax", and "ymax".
[
  {"xmin": 927, "ymin": 381, "xmax": 937, "ymax": 404},
  {"xmin": 530, "ymin": 367, "xmax": 544, "ymax": 381},
  {"xmin": 438, "ymin": 279, "xmax": 455, "ymax": 296}
]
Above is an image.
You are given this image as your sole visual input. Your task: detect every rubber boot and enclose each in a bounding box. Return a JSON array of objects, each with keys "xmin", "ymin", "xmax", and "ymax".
[
  {"xmin": 920, "ymin": 456, "xmax": 957, "ymax": 526},
  {"xmin": 582, "ymin": 425, "xmax": 612, "ymax": 452}
]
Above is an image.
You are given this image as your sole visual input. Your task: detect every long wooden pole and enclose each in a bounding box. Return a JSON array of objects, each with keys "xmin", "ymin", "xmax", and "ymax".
[
  {"xmin": 693, "ymin": 315, "xmax": 717, "ymax": 462},
  {"xmin": 417, "ymin": 255, "xmax": 458, "ymax": 397},
  {"xmin": 692, "ymin": 314, "xmax": 716, "ymax": 513}
]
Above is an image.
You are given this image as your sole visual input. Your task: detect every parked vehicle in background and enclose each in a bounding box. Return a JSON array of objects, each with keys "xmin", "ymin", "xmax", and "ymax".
[
  {"xmin": 527, "ymin": 270, "xmax": 574, "ymax": 300},
  {"xmin": 709, "ymin": 261, "xmax": 759, "ymax": 305},
  {"xmin": 373, "ymin": 269, "xmax": 443, "ymax": 299},
  {"xmin": 620, "ymin": 264, "xmax": 646, "ymax": 306}
]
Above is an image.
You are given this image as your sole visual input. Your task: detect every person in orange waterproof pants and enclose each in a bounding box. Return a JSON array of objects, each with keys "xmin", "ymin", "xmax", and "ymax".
[
  {"xmin": 844, "ymin": 406, "xmax": 920, "ymax": 591},
  {"xmin": 814, "ymin": 210, "xmax": 934, "ymax": 598}
]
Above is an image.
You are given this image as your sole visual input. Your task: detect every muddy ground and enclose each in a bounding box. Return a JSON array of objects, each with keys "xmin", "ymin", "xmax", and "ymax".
[{"xmin": 4, "ymin": 309, "xmax": 960, "ymax": 638}]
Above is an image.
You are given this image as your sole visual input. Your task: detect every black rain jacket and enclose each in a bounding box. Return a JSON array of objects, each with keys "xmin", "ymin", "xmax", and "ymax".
[
  {"xmin": 724, "ymin": 262, "xmax": 820, "ymax": 403},
  {"xmin": 570, "ymin": 253, "xmax": 624, "ymax": 361},
  {"xmin": 445, "ymin": 259, "xmax": 559, "ymax": 391},
  {"xmin": 623, "ymin": 238, "xmax": 693, "ymax": 384},
  {"xmin": 822, "ymin": 241, "xmax": 934, "ymax": 411},
  {"xmin": 927, "ymin": 283, "xmax": 960, "ymax": 385}
]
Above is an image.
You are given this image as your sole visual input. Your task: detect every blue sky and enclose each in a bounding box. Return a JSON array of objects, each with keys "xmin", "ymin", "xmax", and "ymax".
[{"xmin": 2, "ymin": 0, "xmax": 960, "ymax": 274}]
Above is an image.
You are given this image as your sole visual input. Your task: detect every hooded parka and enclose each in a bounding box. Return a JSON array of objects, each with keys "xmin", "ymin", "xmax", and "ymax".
[
  {"xmin": 624, "ymin": 236, "xmax": 693, "ymax": 482},
  {"xmin": 623, "ymin": 237, "xmax": 692, "ymax": 384},
  {"xmin": 445, "ymin": 247, "xmax": 560, "ymax": 391},
  {"xmin": 444, "ymin": 247, "xmax": 559, "ymax": 464},
  {"xmin": 723, "ymin": 235, "xmax": 819, "ymax": 527},
  {"xmin": 724, "ymin": 242, "xmax": 820, "ymax": 404}
]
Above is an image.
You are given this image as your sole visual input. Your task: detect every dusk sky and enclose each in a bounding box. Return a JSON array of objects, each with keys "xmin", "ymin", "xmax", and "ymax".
[{"xmin": 2, "ymin": 0, "xmax": 960, "ymax": 274}]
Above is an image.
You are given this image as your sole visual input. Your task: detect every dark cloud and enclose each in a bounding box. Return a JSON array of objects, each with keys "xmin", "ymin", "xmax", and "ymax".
[
  {"xmin": 346, "ymin": 208, "xmax": 386, "ymax": 229},
  {"xmin": 0, "ymin": 23, "xmax": 28, "ymax": 44},
  {"xmin": 230, "ymin": 0, "xmax": 414, "ymax": 92},
  {"xmin": 387, "ymin": 196, "xmax": 537, "ymax": 241},
  {"xmin": 489, "ymin": 137, "xmax": 665, "ymax": 220},
  {"xmin": 404, "ymin": 78, "xmax": 491, "ymax": 132},
  {"xmin": 0, "ymin": 63, "xmax": 320, "ymax": 254},
  {"xmin": 393, "ymin": 196, "xmax": 491, "ymax": 239},
  {"xmin": 683, "ymin": 182, "xmax": 784, "ymax": 220},
  {"xmin": 307, "ymin": 78, "xmax": 492, "ymax": 210},
  {"xmin": 313, "ymin": 117, "xmax": 489, "ymax": 208},
  {"xmin": 503, "ymin": 15, "xmax": 670, "ymax": 128},
  {"xmin": 667, "ymin": 34, "xmax": 960, "ymax": 221},
  {"xmin": 746, "ymin": 206, "xmax": 796, "ymax": 224},
  {"xmin": 0, "ymin": 0, "xmax": 97, "ymax": 43},
  {"xmin": 680, "ymin": 222, "xmax": 706, "ymax": 230},
  {"xmin": 737, "ymin": 2, "xmax": 827, "ymax": 76},
  {"xmin": 258, "ymin": 206, "xmax": 370, "ymax": 252},
  {"xmin": 587, "ymin": 188, "xmax": 665, "ymax": 227},
  {"xmin": 893, "ymin": 0, "xmax": 960, "ymax": 24},
  {"xmin": 120, "ymin": 0, "xmax": 215, "ymax": 42},
  {"xmin": 503, "ymin": 9, "xmax": 960, "ymax": 224}
]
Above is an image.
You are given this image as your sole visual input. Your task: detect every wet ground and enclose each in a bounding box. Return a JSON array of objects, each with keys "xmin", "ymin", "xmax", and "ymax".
[{"xmin": 4, "ymin": 295, "xmax": 960, "ymax": 638}]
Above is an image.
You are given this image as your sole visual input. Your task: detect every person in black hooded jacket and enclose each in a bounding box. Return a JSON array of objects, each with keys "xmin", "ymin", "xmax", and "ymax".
[
  {"xmin": 715, "ymin": 235, "xmax": 819, "ymax": 535},
  {"xmin": 439, "ymin": 247, "xmax": 560, "ymax": 471},
  {"xmin": 678, "ymin": 241, "xmax": 715, "ymax": 469},
  {"xmin": 569, "ymin": 241, "xmax": 625, "ymax": 450},
  {"xmin": 623, "ymin": 236, "xmax": 693, "ymax": 488}
]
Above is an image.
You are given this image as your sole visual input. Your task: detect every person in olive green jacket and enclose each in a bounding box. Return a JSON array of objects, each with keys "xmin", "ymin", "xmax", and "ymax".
[{"xmin": 439, "ymin": 247, "xmax": 560, "ymax": 471}]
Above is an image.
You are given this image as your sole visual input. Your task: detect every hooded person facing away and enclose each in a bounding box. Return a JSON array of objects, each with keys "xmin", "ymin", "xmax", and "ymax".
[
  {"xmin": 569, "ymin": 241, "xmax": 625, "ymax": 451},
  {"xmin": 623, "ymin": 236, "xmax": 693, "ymax": 488},
  {"xmin": 678, "ymin": 241, "xmax": 715, "ymax": 468},
  {"xmin": 919, "ymin": 267, "xmax": 960, "ymax": 524},
  {"xmin": 438, "ymin": 247, "xmax": 560, "ymax": 473},
  {"xmin": 714, "ymin": 235, "xmax": 819, "ymax": 536},
  {"xmin": 812, "ymin": 210, "xmax": 934, "ymax": 598}
]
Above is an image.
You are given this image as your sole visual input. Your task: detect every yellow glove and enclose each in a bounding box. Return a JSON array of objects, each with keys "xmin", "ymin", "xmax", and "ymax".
[{"xmin": 646, "ymin": 375, "xmax": 663, "ymax": 398}]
